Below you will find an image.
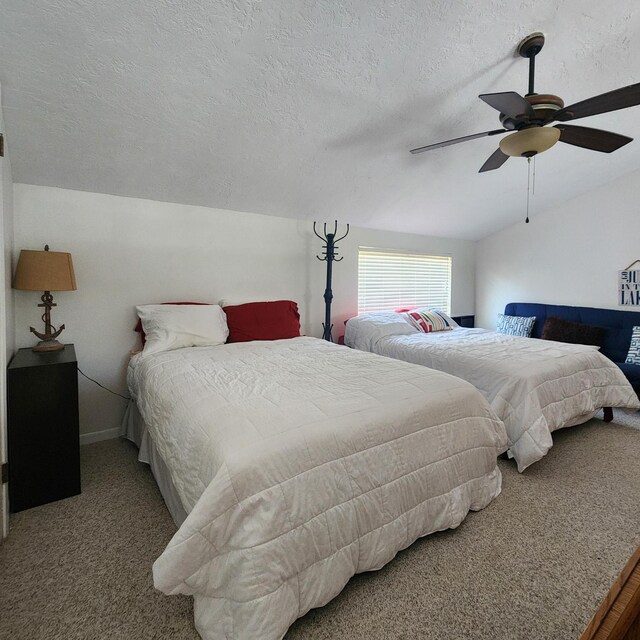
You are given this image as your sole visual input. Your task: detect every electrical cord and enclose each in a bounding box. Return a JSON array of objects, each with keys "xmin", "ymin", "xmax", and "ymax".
[{"xmin": 77, "ymin": 366, "xmax": 130, "ymax": 401}]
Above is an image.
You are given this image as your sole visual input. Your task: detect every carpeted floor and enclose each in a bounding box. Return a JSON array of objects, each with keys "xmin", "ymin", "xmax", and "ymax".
[{"xmin": 1, "ymin": 413, "xmax": 639, "ymax": 640}]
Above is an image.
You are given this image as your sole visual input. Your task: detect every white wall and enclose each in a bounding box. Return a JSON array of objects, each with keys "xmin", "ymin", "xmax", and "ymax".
[
  {"xmin": 476, "ymin": 167, "xmax": 640, "ymax": 329},
  {"xmin": 1, "ymin": 89, "xmax": 14, "ymax": 361},
  {"xmin": 13, "ymin": 184, "xmax": 475, "ymax": 438},
  {"xmin": 1, "ymin": 84, "xmax": 15, "ymax": 538}
]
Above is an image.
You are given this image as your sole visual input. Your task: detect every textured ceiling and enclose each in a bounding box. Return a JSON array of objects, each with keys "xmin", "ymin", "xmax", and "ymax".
[{"xmin": 1, "ymin": 0, "xmax": 639, "ymax": 240}]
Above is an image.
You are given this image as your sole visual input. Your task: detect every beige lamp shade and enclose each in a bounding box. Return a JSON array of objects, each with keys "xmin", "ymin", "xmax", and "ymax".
[
  {"xmin": 499, "ymin": 127, "xmax": 561, "ymax": 157},
  {"xmin": 13, "ymin": 249, "xmax": 77, "ymax": 292}
]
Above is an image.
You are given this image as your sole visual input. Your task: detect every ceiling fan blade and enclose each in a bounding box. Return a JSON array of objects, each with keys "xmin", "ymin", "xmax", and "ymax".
[
  {"xmin": 409, "ymin": 129, "xmax": 506, "ymax": 154},
  {"xmin": 479, "ymin": 92, "xmax": 535, "ymax": 120},
  {"xmin": 479, "ymin": 148, "xmax": 509, "ymax": 173},
  {"xmin": 551, "ymin": 82, "xmax": 640, "ymax": 123},
  {"xmin": 555, "ymin": 124, "xmax": 633, "ymax": 153}
]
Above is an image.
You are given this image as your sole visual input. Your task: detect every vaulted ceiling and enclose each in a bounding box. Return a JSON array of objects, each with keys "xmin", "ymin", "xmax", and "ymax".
[{"xmin": 1, "ymin": 1, "xmax": 639, "ymax": 239}]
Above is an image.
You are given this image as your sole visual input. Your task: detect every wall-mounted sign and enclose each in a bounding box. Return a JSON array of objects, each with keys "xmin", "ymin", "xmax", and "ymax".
[{"xmin": 620, "ymin": 263, "xmax": 640, "ymax": 306}]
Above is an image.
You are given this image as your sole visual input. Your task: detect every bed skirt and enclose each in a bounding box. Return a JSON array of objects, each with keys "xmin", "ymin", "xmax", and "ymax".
[{"xmin": 120, "ymin": 400, "xmax": 188, "ymax": 527}]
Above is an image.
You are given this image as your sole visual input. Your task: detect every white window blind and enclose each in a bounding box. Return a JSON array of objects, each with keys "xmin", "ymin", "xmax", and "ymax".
[{"xmin": 358, "ymin": 248, "xmax": 452, "ymax": 315}]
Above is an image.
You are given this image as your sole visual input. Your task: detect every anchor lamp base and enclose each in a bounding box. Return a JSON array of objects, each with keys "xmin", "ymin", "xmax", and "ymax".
[
  {"xmin": 32, "ymin": 337, "xmax": 65, "ymax": 353},
  {"xmin": 29, "ymin": 291, "xmax": 67, "ymax": 353}
]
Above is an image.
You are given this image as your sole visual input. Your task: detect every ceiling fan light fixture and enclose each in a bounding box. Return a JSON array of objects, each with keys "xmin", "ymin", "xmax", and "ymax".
[{"xmin": 499, "ymin": 127, "xmax": 561, "ymax": 157}]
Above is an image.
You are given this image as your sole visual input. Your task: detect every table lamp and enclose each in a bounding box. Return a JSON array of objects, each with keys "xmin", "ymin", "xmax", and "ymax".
[{"xmin": 13, "ymin": 244, "xmax": 77, "ymax": 352}]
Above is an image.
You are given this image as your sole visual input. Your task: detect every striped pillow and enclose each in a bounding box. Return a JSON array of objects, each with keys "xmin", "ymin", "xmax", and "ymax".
[{"xmin": 403, "ymin": 309, "xmax": 453, "ymax": 333}]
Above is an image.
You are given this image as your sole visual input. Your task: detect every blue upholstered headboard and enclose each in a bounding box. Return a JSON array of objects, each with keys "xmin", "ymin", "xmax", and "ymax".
[{"xmin": 504, "ymin": 302, "xmax": 640, "ymax": 364}]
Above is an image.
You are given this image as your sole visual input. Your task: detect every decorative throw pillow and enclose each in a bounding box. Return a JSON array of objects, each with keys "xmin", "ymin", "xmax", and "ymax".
[
  {"xmin": 541, "ymin": 316, "xmax": 605, "ymax": 347},
  {"xmin": 403, "ymin": 309, "xmax": 453, "ymax": 333},
  {"xmin": 136, "ymin": 304, "xmax": 229, "ymax": 356},
  {"xmin": 223, "ymin": 300, "xmax": 301, "ymax": 343},
  {"xmin": 396, "ymin": 307, "xmax": 460, "ymax": 328},
  {"xmin": 626, "ymin": 326, "xmax": 640, "ymax": 365},
  {"xmin": 496, "ymin": 313, "xmax": 535, "ymax": 337}
]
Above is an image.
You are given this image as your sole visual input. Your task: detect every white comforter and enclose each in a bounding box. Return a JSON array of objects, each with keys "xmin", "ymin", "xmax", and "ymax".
[
  {"xmin": 346, "ymin": 322, "xmax": 640, "ymax": 471},
  {"xmin": 128, "ymin": 337, "xmax": 507, "ymax": 640}
]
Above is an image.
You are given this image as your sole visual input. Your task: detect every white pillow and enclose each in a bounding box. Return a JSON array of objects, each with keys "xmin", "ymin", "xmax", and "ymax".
[
  {"xmin": 345, "ymin": 311, "xmax": 418, "ymax": 352},
  {"xmin": 136, "ymin": 304, "xmax": 229, "ymax": 356}
]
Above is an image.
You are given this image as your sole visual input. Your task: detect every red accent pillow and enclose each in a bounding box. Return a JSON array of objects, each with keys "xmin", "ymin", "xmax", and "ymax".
[
  {"xmin": 223, "ymin": 301, "xmax": 300, "ymax": 343},
  {"xmin": 134, "ymin": 302, "xmax": 211, "ymax": 345}
]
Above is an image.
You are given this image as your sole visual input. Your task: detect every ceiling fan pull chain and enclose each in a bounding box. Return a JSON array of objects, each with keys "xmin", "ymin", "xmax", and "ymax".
[
  {"xmin": 532, "ymin": 156, "xmax": 536, "ymax": 196},
  {"xmin": 525, "ymin": 157, "xmax": 531, "ymax": 223}
]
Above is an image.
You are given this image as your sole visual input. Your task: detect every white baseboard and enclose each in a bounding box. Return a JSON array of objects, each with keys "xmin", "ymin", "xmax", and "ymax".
[{"xmin": 80, "ymin": 427, "xmax": 120, "ymax": 446}]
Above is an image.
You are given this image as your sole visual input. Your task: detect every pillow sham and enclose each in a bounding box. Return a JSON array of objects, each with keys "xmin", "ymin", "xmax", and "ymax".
[
  {"xmin": 134, "ymin": 301, "xmax": 210, "ymax": 345},
  {"xmin": 403, "ymin": 309, "xmax": 453, "ymax": 333},
  {"xmin": 626, "ymin": 326, "xmax": 640, "ymax": 365},
  {"xmin": 344, "ymin": 311, "xmax": 418, "ymax": 352},
  {"xmin": 496, "ymin": 313, "xmax": 536, "ymax": 337},
  {"xmin": 223, "ymin": 300, "xmax": 300, "ymax": 343},
  {"xmin": 136, "ymin": 304, "xmax": 228, "ymax": 356},
  {"xmin": 541, "ymin": 316, "xmax": 605, "ymax": 347}
]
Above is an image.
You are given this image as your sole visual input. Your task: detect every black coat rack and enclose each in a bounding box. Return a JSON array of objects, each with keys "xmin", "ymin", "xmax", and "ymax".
[{"xmin": 314, "ymin": 220, "xmax": 350, "ymax": 342}]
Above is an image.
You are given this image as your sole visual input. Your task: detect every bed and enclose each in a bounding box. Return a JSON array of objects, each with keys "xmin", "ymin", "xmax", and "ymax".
[
  {"xmin": 345, "ymin": 315, "xmax": 640, "ymax": 472},
  {"xmin": 124, "ymin": 336, "xmax": 507, "ymax": 640}
]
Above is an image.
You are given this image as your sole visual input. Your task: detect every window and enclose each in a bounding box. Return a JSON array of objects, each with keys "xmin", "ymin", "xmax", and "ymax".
[{"xmin": 358, "ymin": 248, "xmax": 451, "ymax": 315}]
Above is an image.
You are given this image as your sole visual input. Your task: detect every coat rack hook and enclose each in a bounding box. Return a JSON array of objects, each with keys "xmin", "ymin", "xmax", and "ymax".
[{"xmin": 335, "ymin": 223, "xmax": 350, "ymax": 243}]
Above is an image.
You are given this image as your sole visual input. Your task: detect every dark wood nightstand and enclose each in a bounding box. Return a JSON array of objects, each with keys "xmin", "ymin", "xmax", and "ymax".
[
  {"xmin": 7, "ymin": 345, "xmax": 80, "ymax": 512},
  {"xmin": 451, "ymin": 315, "xmax": 475, "ymax": 328}
]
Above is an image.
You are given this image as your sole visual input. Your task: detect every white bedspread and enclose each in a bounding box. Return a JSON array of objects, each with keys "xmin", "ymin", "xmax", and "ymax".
[
  {"xmin": 128, "ymin": 337, "xmax": 507, "ymax": 640},
  {"xmin": 345, "ymin": 323, "xmax": 640, "ymax": 471}
]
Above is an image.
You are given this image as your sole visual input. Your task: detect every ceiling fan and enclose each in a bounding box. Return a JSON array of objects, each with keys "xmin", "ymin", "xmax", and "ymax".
[{"xmin": 410, "ymin": 33, "xmax": 640, "ymax": 172}]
